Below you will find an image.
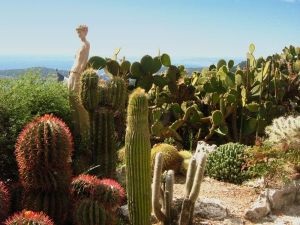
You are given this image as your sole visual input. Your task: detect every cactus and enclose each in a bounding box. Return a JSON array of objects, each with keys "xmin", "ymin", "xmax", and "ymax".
[
  {"xmin": 73, "ymin": 199, "xmax": 106, "ymax": 225},
  {"xmin": 152, "ymin": 153, "xmax": 175, "ymax": 225},
  {"xmin": 206, "ymin": 143, "xmax": 248, "ymax": 184},
  {"xmin": 15, "ymin": 114, "xmax": 73, "ymax": 225},
  {"xmin": 23, "ymin": 191, "xmax": 69, "ymax": 223},
  {"xmin": 0, "ymin": 181, "xmax": 10, "ymax": 223},
  {"xmin": 152, "ymin": 152, "xmax": 207, "ymax": 225},
  {"xmin": 5, "ymin": 210, "xmax": 55, "ymax": 225},
  {"xmin": 94, "ymin": 108, "xmax": 116, "ymax": 177},
  {"xmin": 265, "ymin": 115, "xmax": 300, "ymax": 149},
  {"xmin": 151, "ymin": 143, "xmax": 183, "ymax": 173},
  {"xmin": 129, "ymin": 55, "xmax": 163, "ymax": 91},
  {"xmin": 79, "ymin": 72, "xmax": 127, "ymax": 177},
  {"xmin": 71, "ymin": 175, "xmax": 124, "ymax": 225},
  {"xmin": 178, "ymin": 150, "xmax": 193, "ymax": 174},
  {"xmin": 125, "ymin": 88, "xmax": 152, "ymax": 225},
  {"xmin": 178, "ymin": 153, "xmax": 207, "ymax": 225}
]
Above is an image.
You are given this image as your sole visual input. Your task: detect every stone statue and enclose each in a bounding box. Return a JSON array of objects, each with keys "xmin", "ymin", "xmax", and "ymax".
[{"xmin": 68, "ymin": 25, "xmax": 90, "ymax": 136}]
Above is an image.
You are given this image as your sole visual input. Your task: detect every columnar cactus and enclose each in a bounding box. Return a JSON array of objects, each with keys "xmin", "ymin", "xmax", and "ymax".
[
  {"xmin": 4, "ymin": 210, "xmax": 54, "ymax": 225},
  {"xmin": 15, "ymin": 114, "xmax": 73, "ymax": 224},
  {"xmin": 80, "ymin": 71, "xmax": 127, "ymax": 177},
  {"xmin": 0, "ymin": 181, "xmax": 10, "ymax": 223},
  {"xmin": 152, "ymin": 153, "xmax": 175, "ymax": 225},
  {"xmin": 125, "ymin": 88, "xmax": 152, "ymax": 225},
  {"xmin": 94, "ymin": 109, "xmax": 116, "ymax": 177},
  {"xmin": 152, "ymin": 152, "xmax": 207, "ymax": 225},
  {"xmin": 178, "ymin": 154, "xmax": 207, "ymax": 225}
]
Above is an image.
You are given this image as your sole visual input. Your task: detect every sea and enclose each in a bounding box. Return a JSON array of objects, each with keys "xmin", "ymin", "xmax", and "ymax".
[{"xmin": 0, "ymin": 55, "xmax": 243, "ymax": 71}]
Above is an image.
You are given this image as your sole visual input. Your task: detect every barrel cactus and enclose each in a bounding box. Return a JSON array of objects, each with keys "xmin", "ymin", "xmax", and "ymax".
[
  {"xmin": 125, "ymin": 88, "xmax": 152, "ymax": 225},
  {"xmin": 73, "ymin": 199, "xmax": 106, "ymax": 225},
  {"xmin": 206, "ymin": 143, "xmax": 248, "ymax": 184},
  {"xmin": 151, "ymin": 143, "xmax": 183, "ymax": 173},
  {"xmin": 71, "ymin": 174, "xmax": 125, "ymax": 225},
  {"xmin": 5, "ymin": 210, "xmax": 54, "ymax": 225},
  {"xmin": 15, "ymin": 114, "xmax": 73, "ymax": 224},
  {"xmin": 0, "ymin": 181, "xmax": 10, "ymax": 223}
]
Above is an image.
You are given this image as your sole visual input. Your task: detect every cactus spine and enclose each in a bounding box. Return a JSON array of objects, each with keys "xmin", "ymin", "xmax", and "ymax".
[{"xmin": 125, "ymin": 88, "xmax": 151, "ymax": 225}]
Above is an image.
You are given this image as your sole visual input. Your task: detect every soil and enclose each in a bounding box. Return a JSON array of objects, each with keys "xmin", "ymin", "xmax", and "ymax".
[{"xmin": 172, "ymin": 176, "xmax": 300, "ymax": 225}]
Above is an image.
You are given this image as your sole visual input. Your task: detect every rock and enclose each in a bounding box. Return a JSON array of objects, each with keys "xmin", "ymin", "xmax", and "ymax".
[
  {"xmin": 267, "ymin": 185, "xmax": 297, "ymax": 210},
  {"xmin": 244, "ymin": 193, "xmax": 270, "ymax": 221},
  {"xmin": 194, "ymin": 197, "xmax": 229, "ymax": 220},
  {"xmin": 195, "ymin": 141, "xmax": 217, "ymax": 163},
  {"xmin": 223, "ymin": 218, "xmax": 244, "ymax": 225},
  {"xmin": 243, "ymin": 177, "xmax": 265, "ymax": 189},
  {"xmin": 119, "ymin": 204, "xmax": 157, "ymax": 223}
]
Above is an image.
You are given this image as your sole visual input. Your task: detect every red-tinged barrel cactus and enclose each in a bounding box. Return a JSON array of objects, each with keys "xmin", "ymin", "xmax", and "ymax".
[
  {"xmin": 4, "ymin": 210, "xmax": 54, "ymax": 225},
  {"xmin": 15, "ymin": 114, "xmax": 73, "ymax": 225},
  {"xmin": 99, "ymin": 178, "xmax": 126, "ymax": 205},
  {"xmin": 15, "ymin": 114, "xmax": 73, "ymax": 191},
  {"xmin": 0, "ymin": 181, "xmax": 10, "ymax": 223},
  {"xmin": 71, "ymin": 175, "xmax": 125, "ymax": 225}
]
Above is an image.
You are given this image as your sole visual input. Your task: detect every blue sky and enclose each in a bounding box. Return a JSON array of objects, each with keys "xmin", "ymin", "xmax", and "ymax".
[{"xmin": 0, "ymin": 0, "xmax": 299, "ymax": 59}]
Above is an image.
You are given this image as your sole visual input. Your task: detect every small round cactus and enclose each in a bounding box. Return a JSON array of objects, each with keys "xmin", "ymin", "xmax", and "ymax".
[
  {"xmin": 206, "ymin": 143, "xmax": 248, "ymax": 184},
  {"xmin": 151, "ymin": 143, "xmax": 183, "ymax": 173},
  {"xmin": 0, "ymin": 181, "xmax": 10, "ymax": 222},
  {"xmin": 5, "ymin": 210, "xmax": 54, "ymax": 225}
]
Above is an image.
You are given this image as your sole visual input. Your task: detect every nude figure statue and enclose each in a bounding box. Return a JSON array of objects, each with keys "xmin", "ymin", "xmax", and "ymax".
[{"xmin": 68, "ymin": 25, "xmax": 90, "ymax": 136}]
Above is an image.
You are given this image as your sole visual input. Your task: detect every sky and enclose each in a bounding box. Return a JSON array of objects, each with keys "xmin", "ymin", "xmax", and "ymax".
[{"xmin": 0, "ymin": 0, "xmax": 299, "ymax": 59}]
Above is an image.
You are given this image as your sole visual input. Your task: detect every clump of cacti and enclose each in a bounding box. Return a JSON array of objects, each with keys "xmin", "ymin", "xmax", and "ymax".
[
  {"xmin": 71, "ymin": 174, "xmax": 124, "ymax": 225},
  {"xmin": 206, "ymin": 143, "xmax": 248, "ymax": 184},
  {"xmin": 152, "ymin": 152, "xmax": 207, "ymax": 225},
  {"xmin": 0, "ymin": 181, "xmax": 10, "ymax": 223},
  {"xmin": 265, "ymin": 115, "xmax": 300, "ymax": 150},
  {"xmin": 125, "ymin": 88, "xmax": 152, "ymax": 225},
  {"xmin": 151, "ymin": 143, "xmax": 183, "ymax": 173},
  {"xmin": 15, "ymin": 114, "xmax": 73, "ymax": 224},
  {"xmin": 5, "ymin": 210, "xmax": 54, "ymax": 225},
  {"xmin": 80, "ymin": 70, "xmax": 127, "ymax": 177}
]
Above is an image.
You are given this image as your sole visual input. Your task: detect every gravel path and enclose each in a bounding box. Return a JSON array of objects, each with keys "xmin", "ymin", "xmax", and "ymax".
[{"xmin": 172, "ymin": 176, "xmax": 300, "ymax": 225}]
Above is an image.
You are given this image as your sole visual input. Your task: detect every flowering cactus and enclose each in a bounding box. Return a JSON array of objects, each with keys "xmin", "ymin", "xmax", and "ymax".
[{"xmin": 5, "ymin": 210, "xmax": 54, "ymax": 225}]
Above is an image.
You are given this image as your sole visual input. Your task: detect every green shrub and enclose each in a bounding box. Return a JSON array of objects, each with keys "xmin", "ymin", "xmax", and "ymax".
[
  {"xmin": 206, "ymin": 142, "xmax": 248, "ymax": 184},
  {"xmin": 0, "ymin": 71, "xmax": 71, "ymax": 181}
]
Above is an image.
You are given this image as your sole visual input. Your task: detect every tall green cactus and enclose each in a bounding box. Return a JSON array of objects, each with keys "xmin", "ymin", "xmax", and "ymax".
[
  {"xmin": 125, "ymin": 88, "xmax": 152, "ymax": 225},
  {"xmin": 79, "ymin": 70, "xmax": 127, "ymax": 177},
  {"xmin": 94, "ymin": 109, "xmax": 116, "ymax": 177}
]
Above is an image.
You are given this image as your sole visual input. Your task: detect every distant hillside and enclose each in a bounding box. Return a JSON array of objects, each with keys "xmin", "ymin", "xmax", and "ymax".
[{"xmin": 0, "ymin": 67, "xmax": 68, "ymax": 77}]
